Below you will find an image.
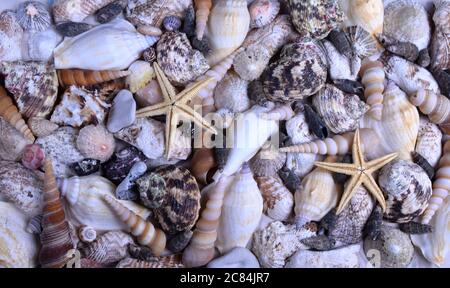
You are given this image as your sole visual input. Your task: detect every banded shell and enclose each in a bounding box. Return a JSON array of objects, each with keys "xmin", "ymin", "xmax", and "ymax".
[
  {"xmin": 249, "ymin": 0, "xmax": 280, "ymax": 28},
  {"xmin": 287, "ymin": 0, "xmax": 344, "ymax": 39},
  {"xmin": 82, "ymin": 231, "xmax": 134, "ymax": 265},
  {"xmin": 0, "ymin": 61, "xmax": 58, "ymax": 119},
  {"xmin": 57, "ymin": 69, "xmax": 130, "ymax": 87},
  {"xmin": 53, "ymin": 0, "xmax": 116, "ymax": 23},
  {"xmin": 16, "ymin": 1, "xmax": 51, "ymax": 32},
  {"xmin": 76, "ymin": 125, "xmax": 115, "ymax": 162},
  {"xmin": 364, "ymin": 225, "xmax": 414, "ymax": 268},
  {"xmin": 137, "ymin": 165, "xmax": 201, "ymax": 234},
  {"xmin": 0, "ymin": 10, "xmax": 24, "ymax": 62},
  {"xmin": 383, "ymin": 0, "xmax": 431, "ymax": 51},
  {"xmin": 126, "ymin": 61, "xmax": 154, "ymax": 93},
  {"xmin": 312, "ymin": 84, "xmax": 368, "ymax": 134},
  {"xmin": 256, "ymin": 176, "xmax": 294, "ymax": 221},
  {"xmin": 430, "ymin": 0, "xmax": 450, "ymax": 70},
  {"xmin": 415, "ymin": 117, "xmax": 442, "ymax": 168},
  {"xmin": 116, "ymin": 255, "xmax": 184, "ymax": 268},
  {"xmin": 261, "ymin": 38, "xmax": 327, "ymax": 102},
  {"xmin": 125, "ymin": 0, "xmax": 192, "ymax": 27},
  {"xmin": 338, "ymin": 0, "xmax": 384, "ymax": 38},
  {"xmin": 0, "ymin": 117, "xmax": 32, "ymax": 162},
  {"xmin": 0, "ymin": 161, "xmax": 43, "ymax": 216},
  {"xmin": 359, "ymin": 58, "xmax": 385, "ymax": 120},
  {"xmin": 22, "ymin": 27, "xmax": 63, "ymax": 62},
  {"xmin": 379, "ymin": 159, "xmax": 432, "ymax": 223},
  {"xmin": 410, "ymin": 89, "xmax": 450, "ymax": 135},
  {"xmin": 214, "ymin": 70, "xmax": 250, "ymax": 113}
]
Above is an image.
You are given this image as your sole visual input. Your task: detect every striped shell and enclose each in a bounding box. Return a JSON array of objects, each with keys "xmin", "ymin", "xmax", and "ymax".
[
  {"xmin": 116, "ymin": 255, "xmax": 184, "ymax": 268},
  {"xmin": 82, "ymin": 231, "xmax": 134, "ymax": 265},
  {"xmin": 256, "ymin": 176, "xmax": 294, "ymax": 221},
  {"xmin": 16, "ymin": 1, "xmax": 51, "ymax": 32}
]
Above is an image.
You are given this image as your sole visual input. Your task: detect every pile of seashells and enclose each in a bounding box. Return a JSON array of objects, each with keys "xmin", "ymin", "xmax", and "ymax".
[{"xmin": 0, "ymin": 0, "xmax": 449, "ymax": 268}]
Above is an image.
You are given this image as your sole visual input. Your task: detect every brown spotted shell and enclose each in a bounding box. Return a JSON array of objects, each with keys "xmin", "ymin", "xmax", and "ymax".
[
  {"xmin": 261, "ymin": 37, "xmax": 327, "ymax": 102},
  {"xmin": 137, "ymin": 165, "xmax": 201, "ymax": 235}
]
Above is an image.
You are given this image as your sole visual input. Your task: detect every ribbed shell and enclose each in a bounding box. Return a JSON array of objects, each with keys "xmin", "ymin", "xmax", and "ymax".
[
  {"xmin": 430, "ymin": 0, "xmax": 450, "ymax": 70},
  {"xmin": 249, "ymin": 0, "xmax": 280, "ymax": 28},
  {"xmin": 415, "ymin": 117, "xmax": 442, "ymax": 168},
  {"xmin": 256, "ymin": 176, "xmax": 294, "ymax": 221},
  {"xmin": 126, "ymin": 0, "xmax": 192, "ymax": 27},
  {"xmin": 53, "ymin": 0, "xmax": 116, "ymax": 23},
  {"xmin": 58, "ymin": 69, "xmax": 130, "ymax": 87},
  {"xmin": 82, "ymin": 231, "xmax": 134, "ymax": 265},
  {"xmin": 16, "ymin": 1, "xmax": 51, "ymax": 32}
]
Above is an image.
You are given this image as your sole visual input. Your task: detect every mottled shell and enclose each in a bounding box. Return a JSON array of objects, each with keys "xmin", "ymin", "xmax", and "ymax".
[
  {"xmin": 249, "ymin": 142, "xmax": 286, "ymax": 177},
  {"xmin": 0, "ymin": 117, "xmax": 32, "ymax": 161},
  {"xmin": 0, "ymin": 10, "xmax": 24, "ymax": 62},
  {"xmin": 256, "ymin": 176, "xmax": 294, "ymax": 221},
  {"xmin": 383, "ymin": 0, "xmax": 431, "ymax": 51},
  {"xmin": 22, "ymin": 144, "xmax": 45, "ymax": 170},
  {"xmin": 0, "ymin": 61, "xmax": 58, "ymax": 119},
  {"xmin": 126, "ymin": 60, "xmax": 155, "ymax": 93},
  {"xmin": 125, "ymin": 0, "xmax": 192, "ymax": 27},
  {"xmin": 415, "ymin": 117, "xmax": 442, "ymax": 168},
  {"xmin": 364, "ymin": 225, "xmax": 414, "ymax": 268},
  {"xmin": 0, "ymin": 161, "xmax": 43, "ymax": 216},
  {"xmin": 16, "ymin": 1, "xmax": 51, "ymax": 32},
  {"xmin": 53, "ymin": 0, "xmax": 116, "ymax": 23},
  {"xmin": 287, "ymin": 0, "xmax": 344, "ymax": 39},
  {"xmin": 27, "ymin": 117, "xmax": 58, "ymax": 138},
  {"xmin": 430, "ymin": 0, "xmax": 450, "ymax": 70},
  {"xmin": 379, "ymin": 159, "xmax": 432, "ymax": 223},
  {"xmin": 214, "ymin": 71, "xmax": 250, "ymax": 113},
  {"xmin": 156, "ymin": 31, "xmax": 209, "ymax": 86},
  {"xmin": 102, "ymin": 146, "xmax": 146, "ymax": 184},
  {"xmin": 138, "ymin": 165, "xmax": 201, "ymax": 234},
  {"xmin": 312, "ymin": 84, "xmax": 368, "ymax": 134},
  {"xmin": 251, "ymin": 221, "xmax": 317, "ymax": 268},
  {"xmin": 249, "ymin": 0, "xmax": 280, "ymax": 28},
  {"xmin": 116, "ymin": 255, "xmax": 184, "ymax": 268},
  {"xmin": 76, "ymin": 125, "xmax": 115, "ymax": 162},
  {"xmin": 82, "ymin": 231, "xmax": 134, "ymax": 265},
  {"xmin": 262, "ymin": 38, "xmax": 327, "ymax": 102}
]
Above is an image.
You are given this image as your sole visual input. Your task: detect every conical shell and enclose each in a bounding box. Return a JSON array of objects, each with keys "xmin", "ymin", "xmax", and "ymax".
[
  {"xmin": 103, "ymin": 194, "xmax": 166, "ymax": 256},
  {"xmin": 260, "ymin": 103, "xmax": 295, "ymax": 121},
  {"xmin": 195, "ymin": 0, "xmax": 212, "ymax": 40},
  {"xmin": 0, "ymin": 10, "xmax": 24, "ymax": 62},
  {"xmin": 207, "ymin": 0, "xmax": 250, "ymax": 66},
  {"xmin": 361, "ymin": 81, "xmax": 419, "ymax": 160},
  {"xmin": 53, "ymin": 0, "xmax": 116, "ymax": 23},
  {"xmin": 58, "ymin": 69, "xmax": 130, "ymax": 87},
  {"xmin": 216, "ymin": 165, "xmax": 263, "ymax": 253},
  {"xmin": 39, "ymin": 158, "xmax": 75, "ymax": 268},
  {"xmin": 339, "ymin": 0, "xmax": 384, "ymax": 37},
  {"xmin": 256, "ymin": 176, "xmax": 294, "ymax": 221},
  {"xmin": 360, "ymin": 58, "xmax": 385, "ymax": 120},
  {"xmin": 54, "ymin": 19, "xmax": 157, "ymax": 70},
  {"xmin": 321, "ymin": 40, "xmax": 358, "ymax": 81},
  {"xmin": 415, "ymin": 117, "xmax": 442, "ymax": 168},
  {"xmin": 82, "ymin": 231, "xmax": 134, "ymax": 265},
  {"xmin": 430, "ymin": 0, "xmax": 450, "ymax": 70},
  {"xmin": 410, "ymin": 89, "xmax": 450, "ymax": 133}
]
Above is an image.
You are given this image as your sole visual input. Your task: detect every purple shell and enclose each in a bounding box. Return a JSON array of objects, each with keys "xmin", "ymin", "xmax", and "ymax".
[{"xmin": 21, "ymin": 144, "xmax": 45, "ymax": 170}]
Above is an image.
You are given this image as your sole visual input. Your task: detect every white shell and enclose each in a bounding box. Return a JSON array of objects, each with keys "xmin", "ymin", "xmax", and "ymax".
[
  {"xmin": 216, "ymin": 166, "xmax": 263, "ymax": 253},
  {"xmin": 415, "ymin": 117, "xmax": 442, "ymax": 167},
  {"xmin": 322, "ymin": 40, "xmax": 358, "ymax": 81},
  {"xmin": 54, "ymin": 19, "xmax": 158, "ymax": 70},
  {"xmin": 126, "ymin": 60, "xmax": 155, "ymax": 93},
  {"xmin": 0, "ymin": 10, "xmax": 24, "ymax": 62},
  {"xmin": 22, "ymin": 27, "xmax": 63, "ymax": 62},
  {"xmin": 285, "ymin": 244, "xmax": 361, "ymax": 268},
  {"xmin": 214, "ymin": 70, "xmax": 250, "ymax": 113},
  {"xmin": 53, "ymin": 0, "xmax": 116, "ymax": 23},
  {"xmin": 59, "ymin": 175, "xmax": 151, "ymax": 232},
  {"xmin": 0, "ymin": 201, "xmax": 38, "ymax": 268},
  {"xmin": 256, "ymin": 176, "xmax": 294, "ymax": 221}
]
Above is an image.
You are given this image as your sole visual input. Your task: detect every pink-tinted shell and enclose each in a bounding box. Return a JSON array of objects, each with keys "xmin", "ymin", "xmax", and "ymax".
[
  {"xmin": 249, "ymin": 0, "xmax": 280, "ymax": 28},
  {"xmin": 76, "ymin": 125, "xmax": 115, "ymax": 162},
  {"xmin": 21, "ymin": 144, "xmax": 45, "ymax": 170}
]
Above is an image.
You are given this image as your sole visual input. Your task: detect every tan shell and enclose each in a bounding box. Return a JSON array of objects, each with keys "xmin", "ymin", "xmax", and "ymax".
[
  {"xmin": 76, "ymin": 125, "xmax": 115, "ymax": 162},
  {"xmin": 126, "ymin": 60, "xmax": 155, "ymax": 93},
  {"xmin": 82, "ymin": 231, "xmax": 134, "ymax": 265},
  {"xmin": 410, "ymin": 89, "xmax": 450, "ymax": 135},
  {"xmin": 57, "ymin": 69, "xmax": 130, "ymax": 87},
  {"xmin": 415, "ymin": 117, "xmax": 442, "ymax": 168},
  {"xmin": 360, "ymin": 58, "xmax": 385, "ymax": 120},
  {"xmin": 339, "ymin": 0, "xmax": 384, "ymax": 37},
  {"xmin": 27, "ymin": 117, "xmax": 58, "ymax": 138},
  {"xmin": 53, "ymin": 0, "xmax": 116, "ymax": 23},
  {"xmin": 256, "ymin": 176, "xmax": 294, "ymax": 221},
  {"xmin": 0, "ymin": 117, "xmax": 32, "ymax": 161}
]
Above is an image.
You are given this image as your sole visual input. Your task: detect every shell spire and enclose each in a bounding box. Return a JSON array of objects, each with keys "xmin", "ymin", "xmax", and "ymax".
[
  {"xmin": 422, "ymin": 140, "xmax": 450, "ymax": 224},
  {"xmin": 195, "ymin": 0, "xmax": 212, "ymax": 40},
  {"xmin": 0, "ymin": 86, "xmax": 35, "ymax": 142},
  {"xmin": 57, "ymin": 69, "xmax": 130, "ymax": 87},
  {"xmin": 39, "ymin": 158, "xmax": 75, "ymax": 268},
  {"xmin": 103, "ymin": 194, "xmax": 166, "ymax": 256},
  {"xmin": 410, "ymin": 89, "xmax": 450, "ymax": 134},
  {"xmin": 360, "ymin": 58, "xmax": 385, "ymax": 120}
]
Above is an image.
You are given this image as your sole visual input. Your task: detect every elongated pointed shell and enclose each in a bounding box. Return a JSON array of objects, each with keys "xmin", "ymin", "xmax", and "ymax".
[
  {"xmin": 103, "ymin": 194, "xmax": 166, "ymax": 256},
  {"xmin": 195, "ymin": 0, "xmax": 212, "ymax": 40},
  {"xmin": 256, "ymin": 176, "xmax": 294, "ymax": 221},
  {"xmin": 53, "ymin": 0, "xmax": 117, "ymax": 23},
  {"xmin": 360, "ymin": 59, "xmax": 385, "ymax": 120},
  {"xmin": 58, "ymin": 69, "xmax": 130, "ymax": 87},
  {"xmin": 410, "ymin": 89, "xmax": 450, "ymax": 134}
]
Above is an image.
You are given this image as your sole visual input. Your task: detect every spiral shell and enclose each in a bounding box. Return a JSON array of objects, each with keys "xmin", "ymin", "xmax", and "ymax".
[
  {"xmin": 16, "ymin": 1, "xmax": 51, "ymax": 32},
  {"xmin": 360, "ymin": 58, "xmax": 385, "ymax": 120},
  {"xmin": 0, "ymin": 116, "xmax": 31, "ymax": 162},
  {"xmin": 57, "ymin": 69, "xmax": 130, "ymax": 87},
  {"xmin": 53, "ymin": 0, "xmax": 116, "ymax": 23},
  {"xmin": 249, "ymin": 0, "xmax": 280, "ymax": 28},
  {"xmin": 194, "ymin": 0, "xmax": 211, "ymax": 39},
  {"xmin": 27, "ymin": 117, "xmax": 58, "ymax": 138},
  {"xmin": 78, "ymin": 226, "xmax": 97, "ymax": 243},
  {"xmin": 415, "ymin": 117, "xmax": 442, "ymax": 168},
  {"xmin": 214, "ymin": 70, "xmax": 250, "ymax": 113},
  {"xmin": 82, "ymin": 231, "xmax": 134, "ymax": 265},
  {"xmin": 256, "ymin": 176, "xmax": 294, "ymax": 221},
  {"xmin": 430, "ymin": 0, "xmax": 450, "ymax": 70},
  {"xmin": 410, "ymin": 89, "xmax": 450, "ymax": 135},
  {"xmin": 0, "ymin": 10, "xmax": 24, "ymax": 62},
  {"xmin": 76, "ymin": 125, "xmax": 115, "ymax": 163}
]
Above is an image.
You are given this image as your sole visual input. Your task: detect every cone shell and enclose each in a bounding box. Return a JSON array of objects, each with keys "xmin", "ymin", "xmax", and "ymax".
[
  {"xmin": 430, "ymin": 0, "xmax": 450, "ymax": 70},
  {"xmin": 125, "ymin": 0, "xmax": 192, "ymax": 27},
  {"xmin": 0, "ymin": 61, "xmax": 58, "ymax": 120},
  {"xmin": 207, "ymin": 0, "xmax": 250, "ymax": 66},
  {"xmin": 361, "ymin": 82, "xmax": 419, "ymax": 160},
  {"xmin": 339, "ymin": 0, "xmax": 384, "ymax": 37},
  {"xmin": 0, "ymin": 10, "xmax": 24, "ymax": 62},
  {"xmin": 39, "ymin": 158, "xmax": 75, "ymax": 268},
  {"xmin": 117, "ymin": 255, "xmax": 184, "ymax": 268},
  {"xmin": 415, "ymin": 117, "xmax": 442, "ymax": 168},
  {"xmin": 58, "ymin": 69, "xmax": 130, "ymax": 87},
  {"xmin": 214, "ymin": 70, "xmax": 250, "ymax": 113},
  {"xmin": 82, "ymin": 231, "xmax": 134, "ymax": 265},
  {"xmin": 360, "ymin": 58, "xmax": 385, "ymax": 120},
  {"xmin": 53, "ymin": 0, "xmax": 116, "ymax": 23},
  {"xmin": 76, "ymin": 125, "xmax": 115, "ymax": 162},
  {"xmin": 256, "ymin": 176, "xmax": 294, "ymax": 221},
  {"xmin": 195, "ymin": 0, "xmax": 212, "ymax": 39},
  {"xmin": 249, "ymin": 0, "xmax": 280, "ymax": 29}
]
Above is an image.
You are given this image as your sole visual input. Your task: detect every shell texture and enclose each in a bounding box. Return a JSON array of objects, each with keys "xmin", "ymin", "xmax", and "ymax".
[
  {"xmin": 82, "ymin": 231, "xmax": 134, "ymax": 265},
  {"xmin": 321, "ymin": 40, "xmax": 358, "ymax": 81},
  {"xmin": 126, "ymin": 61, "xmax": 154, "ymax": 93},
  {"xmin": 53, "ymin": 0, "xmax": 116, "ymax": 23},
  {"xmin": 0, "ymin": 117, "xmax": 32, "ymax": 162},
  {"xmin": 70, "ymin": 158, "xmax": 101, "ymax": 176},
  {"xmin": 116, "ymin": 255, "xmax": 184, "ymax": 268},
  {"xmin": 377, "ymin": 33, "xmax": 420, "ymax": 62},
  {"xmin": 23, "ymin": 27, "xmax": 63, "ymax": 62},
  {"xmin": 249, "ymin": 0, "xmax": 280, "ymax": 29},
  {"xmin": 190, "ymin": 148, "xmax": 216, "ymax": 185},
  {"xmin": 115, "ymin": 161, "xmax": 147, "ymax": 201},
  {"xmin": 194, "ymin": 0, "xmax": 212, "ymax": 39},
  {"xmin": 55, "ymin": 21, "xmax": 93, "ymax": 37},
  {"xmin": 285, "ymin": 244, "xmax": 361, "ymax": 268},
  {"xmin": 249, "ymin": 142, "xmax": 286, "ymax": 177},
  {"xmin": 27, "ymin": 117, "xmax": 57, "ymax": 138},
  {"xmin": 167, "ymin": 230, "xmax": 193, "ymax": 253},
  {"xmin": 57, "ymin": 69, "xmax": 130, "ymax": 87},
  {"xmin": 102, "ymin": 146, "xmax": 146, "ymax": 184},
  {"xmin": 163, "ymin": 15, "xmax": 182, "ymax": 31},
  {"xmin": 255, "ymin": 176, "xmax": 294, "ymax": 221},
  {"xmin": 338, "ymin": 0, "xmax": 384, "ymax": 37},
  {"xmin": 410, "ymin": 89, "xmax": 450, "ymax": 134},
  {"xmin": 22, "ymin": 144, "xmax": 45, "ymax": 170},
  {"xmin": 0, "ymin": 10, "xmax": 24, "ymax": 62},
  {"xmin": 415, "ymin": 117, "xmax": 442, "ymax": 168},
  {"xmin": 16, "ymin": 1, "xmax": 51, "ymax": 32},
  {"xmin": 359, "ymin": 58, "xmax": 385, "ymax": 120},
  {"xmin": 345, "ymin": 25, "xmax": 379, "ymax": 58},
  {"xmin": 430, "ymin": 0, "xmax": 450, "ymax": 70},
  {"xmin": 214, "ymin": 70, "xmax": 250, "ymax": 113},
  {"xmin": 125, "ymin": 0, "xmax": 192, "ymax": 27},
  {"xmin": 96, "ymin": 0, "xmax": 125, "ymax": 23},
  {"xmin": 78, "ymin": 226, "xmax": 97, "ymax": 243},
  {"xmin": 76, "ymin": 125, "xmax": 115, "ymax": 162}
]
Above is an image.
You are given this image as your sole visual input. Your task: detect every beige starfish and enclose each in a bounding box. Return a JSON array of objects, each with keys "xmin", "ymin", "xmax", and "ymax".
[
  {"xmin": 314, "ymin": 129, "xmax": 398, "ymax": 215},
  {"xmin": 136, "ymin": 62, "xmax": 218, "ymax": 158}
]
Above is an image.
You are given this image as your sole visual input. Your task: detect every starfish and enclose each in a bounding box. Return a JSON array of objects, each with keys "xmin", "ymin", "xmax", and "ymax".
[
  {"xmin": 314, "ymin": 129, "xmax": 398, "ymax": 215},
  {"xmin": 136, "ymin": 62, "xmax": 218, "ymax": 158}
]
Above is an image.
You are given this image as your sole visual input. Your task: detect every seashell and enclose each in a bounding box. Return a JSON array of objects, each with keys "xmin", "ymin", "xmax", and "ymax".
[
  {"xmin": 383, "ymin": 0, "xmax": 431, "ymax": 51},
  {"xmin": 287, "ymin": 0, "xmax": 344, "ymax": 39},
  {"xmin": 333, "ymin": 79, "xmax": 364, "ymax": 97},
  {"xmin": 23, "ymin": 0, "xmax": 53, "ymax": 25},
  {"xmin": 0, "ymin": 61, "xmax": 58, "ymax": 120},
  {"xmin": 430, "ymin": 0, "xmax": 450, "ymax": 70},
  {"xmin": 78, "ymin": 226, "xmax": 97, "ymax": 243},
  {"xmin": 277, "ymin": 166, "xmax": 301, "ymax": 193},
  {"xmin": 399, "ymin": 221, "xmax": 433, "ymax": 234},
  {"xmin": 421, "ymin": 140, "xmax": 450, "ymax": 224},
  {"xmin": 410, "ymin": 89, "xmax": 450, "ymax": 135},
  {"xmin": 21, "ymin": 144, "xmax": 45, "ymax": 170},
  {"xmin": 0, "ymin": 10, "xmax": 24, "ymax": 62},
  {"xmin": 82, "ymin": 231, "xmax": 134, "ymax": 265},
  {"xmin": 261, "ymin": 38, "xmax": 327, "ymax": 102},
  {"xmin": 76, "ymin": 125, "xmax": 115, "ymax": 162},
  {"xmin": 249, "ymin": 142, "xmax": 286, "ymax": 177},
  {"xmin": 59, "ymin": 175, "xmax": 151, "ymax": 231},
  {"xmin": 260, "ymin": 103, "xmax": 295, "ymax": 121},
  {"xmin": 103, "ymin": 194, "xmax": 167, "ymax": 256},
  {"xmin": 183, "ymin": 4, "xmax": 196, "ymax": 38},
  {"xmin": 135, "ymin": 80, "xmax": 163, "ymax": 109},
  {"xmin": 125, "ymin": 0, "xmax": 192, "ymax": 28},
  {"xmin": 322, "ymin": 40, "xmax": 357, "ymax": 81},
  {"xmin": 116, "ymin": 161, "xmax": 147, "ymax": 201},
  {"xmin": 206, "ymin": 0, "xmax": 250, "ymax": 67},
  {"xmin": 190, "ymin": 148, "xmax": 217, "ymax": 185},
  {"xmin": 27, "ymin": 117, "xmax": 58, "ymax": 138},
  {"xmin": 116, "ymin": 255, "xmax": 184, "ymax": 268},
  {"xmin": 57, "ymin": 69, "xmax": 129, "ymax": 87},
  {"xmin": 22, "ymin": 27, "xmax": 63, "ymax": 62},
  {"xmin": 194, "ymin": 0, "xmax": 212, "ymax": 40},
  {"xmin": 360, "ymin": 81, "xmax": 419, "ymax": 161},
  {"xmin": 163, "ymin": 15, "xmax": 182, "ymax": 31},
  {"xmin": 249, "ymin": 0, "xmax": 280, "ymax": 29},
  {"xmin": 412, "ymin": 195, "xmax": 449, "ymax": 266},
  {"xmin": 96, "ymin": 0, "xmax": 125, "ymax": 24},
  {"xmin": 114, "ymin": 118, "xmax": 164, "ymax": 159},
  {"xmin": 338, "ymin": 0, "xmax": 384, "ymax": 38},
  {"xmin": 251, "ymin": 221, "xmax": 317, "ymax": 268},
  {"xmin": 54, "ymin": 19, "xmax": 158, "ymax": 70},
  {"xmin": 382, "ymin": 55, "xmax": 440, "ymax": 95},
  {"xmin": 216, "ymin": 164, "xmax": 263, "ymax": 253},
  {"xmin": 364, "ymin": 205, "xmax": 383, "ymax": 240},
  {"xmin": 303, "ymin": 103, "xmax": 329, "ymax": 139},
  {"xmin": 137, "ymin": 165, "xmax": 201, "ymax": 234},
  {"xmin": 0, "ymin": 117, "xmax": 31, "ymax": 161},
  {"xmin": 167, "ymin": 230, "xmax": 193, "ymax": 253},
  {"xmin": 26, "ymin": 214, "xmax": 43, "ymax": 235},
  {"xmin": 102, "ymin": 146, "xmax": 146, "ymax": 184},
  {"xmin": 39, "ymin": 158, "xmax": 75, "ymax": 268},
  {"xmin": 55, "ymin": 21, "xmax": 93, "ymax": 37},
  {"xmin": 412, "ymin": 151, "xmax": 435, "ymax": 180},
  {"xmin": 344, "ymin": 25, "xmax": 379, "ymax": 58},
  {"xmin": 312, "ymin": 84, "xmax": 369, "ymax": 134},
  {"xmin": 255, "ymin": 176, "xmax": 294, "ymax": 221},
  {"xmin": 417, "ymin": 48, "xmax": 431, "ymax": 67},
  {"xmin": 0, "ymin": 201, "xmax": 39, "ymax": 268},
  {"xmin": 207, "ymin": 247, "xmax": 260, "ymax": 268},
  {"xmin": 35, "ymin": 127, "xmax": 84, "ymax": 178},
  {"xmin": 286, "ymin": 243, "xmax": 361, "ymax": 268},
  {"xmin": 327, "ymin": 29, "xmax": 353, "ymax": 59},
  {"xmin": 364, "ymin": 225, "xmax": 414, "ymax": 268},
  {"xmin": 53, "ymin": 0, "xmax": 116, "ymax": 23},
  {"xmin": 377, "ymin": 33, "xmax": 419, "ymax": 62},
  {"xmin": 70, "ymin": 158, "xmax": 101, "ymax": 176},
  {"xmin": 359, "ymin": 58, "xmax": 385, "ymax": 120},
  {"xmin": 137, "ymin": 25, "xmax": 162, "ymax": 37},
  {"xmin": 415, "ymin": 117, "xmax": 442, "ymax": 168},
  {"xmin": 379, "ymin": 159, "xmax": 432, "ymax": 223},
  {"xmin": 0, "ymin": 160, "xmax": 43, "ymax": 216},
  {"xmin": 214, "ymin": 70, "xmax": 249, "ymax": 113},
  {"xmin": 156, "ymin": 31, "xmax": 209, "ymax": 86},
  {"xmin": 107, "ymin": 89, "xmax": 136, "ymax": 133},
  {"xmin": 126, "ymin": 61, "xmax": 154, "ymax": 93},
  {"xmin": 294, "ymin": 161, "xmax": 341, "ymax": 227},
  {"xmin": 142, "ymin": 47, "xmax": 157, "ymax": 63},
  {"xmin": 431, "ymin": 69, "xmax": 450, "ymax": 98}
]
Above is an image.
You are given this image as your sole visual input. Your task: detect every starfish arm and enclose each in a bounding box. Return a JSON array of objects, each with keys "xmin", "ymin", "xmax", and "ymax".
[
  {"xmin": 362, "ymin": 173, "xmax": 387, "ymax": 212},
  {"xmin": 164, "ymin": 108, "xmax": 177, "ymax": 158},
  {"xmin": 176, "ymin": 104, "xmax": 218, "ymax": 135},
  {"xmin": 176, "ymin": 77, "xmax": 215, "ymax": 104},
  {"xmin": 336, "ymin": 173, "xmax": 364, "ymax": 214},
  {"xmin": 154, "ymin": 62, "xmax": 177, "ymax": 101},
  {"xmin": 135, "ymin": 103, "xmax": 170, "ymax": 118},
  {"xmin": 352, "ymin": 129, "xmax": 365, "ymax": 167},
  {"xmin": 365, "ymin": 153, "xmax": 398, "ymax": 174},
  {"xmin": 314, "ymin": 161, "xmax": 359, "ymax": 175}
]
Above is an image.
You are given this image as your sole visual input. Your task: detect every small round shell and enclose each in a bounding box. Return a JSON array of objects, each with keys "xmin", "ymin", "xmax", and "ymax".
[
  {"xmin": 16, "ymin": 1, "xmax": 51, "ymax": 32},
  {"xmin": 249, "ymin": 0, "xmax": 280, "ymax": 28},
  {"xmin": 78, "ymin": 226, "xmax": 97, "ymax": 243},
  {"xmin": 163, "ymin": 15, "xmax": 182, "ymax": 31},
  {"xmin": 21, "ymin": 144, "xmax": 45, "ymax": 170},
  {"xmin": 214, "ymin": 71, "xmax": 250, "ymax": 113},
  {"xmin": 126, "ymin": 60, "xmax": 155, "ymax": 93},
  {"xmin": 76, "ymin": 125, "xmax": 116, "ymax": 163}
]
